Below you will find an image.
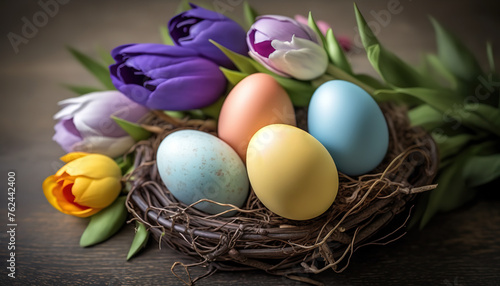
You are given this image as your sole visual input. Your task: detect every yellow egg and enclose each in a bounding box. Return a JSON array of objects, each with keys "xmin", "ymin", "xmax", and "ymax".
[{"xmin": 246, "ymin": 124, "xmax": 339, "ymax": 220}]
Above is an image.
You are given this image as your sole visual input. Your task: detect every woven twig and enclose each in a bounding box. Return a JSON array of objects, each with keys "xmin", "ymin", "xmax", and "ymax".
[{"xmin": 125, "ymin": 104, "xmax": 438, "ymax": 285}]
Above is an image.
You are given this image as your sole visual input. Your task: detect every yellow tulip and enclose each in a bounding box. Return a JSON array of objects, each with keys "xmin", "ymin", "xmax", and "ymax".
[{"xmin": 43, "ymin": 152, "xmax": 122, "ymax": 217}]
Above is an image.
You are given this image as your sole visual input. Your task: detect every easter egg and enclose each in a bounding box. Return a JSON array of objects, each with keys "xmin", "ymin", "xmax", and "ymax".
[
  {"xmin": 246, "ymin": 124, "xmax": 339, "ymax": 220},
  {"xmin": 218, "ymin": 73, "xmax": 296, "ymax": 162},
  {"xmin": 308, "ymin": 80, "xmax": 389, "ymax": 176},
  {"xmin": 156, "ymin": 130, "xmax": 249, "ymax": 215}
]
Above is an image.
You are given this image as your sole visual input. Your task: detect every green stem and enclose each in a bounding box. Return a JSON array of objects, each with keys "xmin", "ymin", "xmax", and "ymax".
[{"xmin": 326, "ymin": 64, "xmax": 376, "ymax": 95}]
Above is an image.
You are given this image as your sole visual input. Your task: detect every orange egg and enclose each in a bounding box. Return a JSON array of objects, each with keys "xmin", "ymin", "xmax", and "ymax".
[{"xmin": 218, "ymin": 73, "xmax": 296, "ymax": 162}]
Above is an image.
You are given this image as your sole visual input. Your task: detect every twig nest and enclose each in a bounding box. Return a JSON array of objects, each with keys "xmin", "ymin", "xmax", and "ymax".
[{"xmin": 126, "ymin": 103, "xmax": 438, "ymax": 284}]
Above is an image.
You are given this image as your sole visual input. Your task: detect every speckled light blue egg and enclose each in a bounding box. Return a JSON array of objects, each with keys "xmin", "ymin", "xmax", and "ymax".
[
  {"xmin": 308, "ymin": 80, "xmax": 389, "ymax": 176},
  {"xmin": 156, "ymin": 130, "xmax": 249, "ymax": 215}
]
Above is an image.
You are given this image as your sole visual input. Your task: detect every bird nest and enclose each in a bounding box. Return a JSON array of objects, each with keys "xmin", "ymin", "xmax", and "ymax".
[{"xmin": 125, "ymin": 103, "xmax": 438, "ymax": 285}]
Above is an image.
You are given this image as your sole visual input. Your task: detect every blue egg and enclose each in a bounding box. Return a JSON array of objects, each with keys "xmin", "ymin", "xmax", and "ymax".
[
  {"xmin": 308, "ymin": 80, "xmax": 389, "ymax": 176},
  {"xmin": 156, "ymin": 130, "xmax": 249, "ymax": 216}
]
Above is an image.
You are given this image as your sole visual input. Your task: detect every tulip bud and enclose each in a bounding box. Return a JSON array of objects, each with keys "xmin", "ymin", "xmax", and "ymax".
[
  {"xmin": 53, "ymin": 91, "xmax": 149, "ymax": 158},
  {"xmin": 247, "ymin": 15, "xmax": 328, "ymax": 80},
  {"xmin": 168, "ymin": 4, "xmax": 248, "ymax": 68},
  {"xmin": 42, "ymin": 152, "xmax": 122, "ymax": 217},
  {"xmin": 109, "ymin": 44, "xmax": 226, "ymax": 111}
]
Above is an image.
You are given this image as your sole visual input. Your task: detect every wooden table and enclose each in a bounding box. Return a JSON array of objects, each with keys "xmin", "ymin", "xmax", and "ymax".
[{"xmin": 1, "ymin": 0, "xmax": 499, "ymax": 285}]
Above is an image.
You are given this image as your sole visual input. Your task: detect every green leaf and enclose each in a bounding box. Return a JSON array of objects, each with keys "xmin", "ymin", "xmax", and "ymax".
[
  {"xmin": 175, "ymin": 0, "xmax": 192, "ymax": 14},
  {"xmin": 325, "ymin": 29, "xmax": 352, "ymax": 74},
  {"xmin": 160, "ymin": 26, "xmax": 174, "ymax": 45},
  {"xmin": 374, "ymin": 88, "xmax": 457, "ymax": 112},
  {"xmin": 437, "ymin": 133, "xmax": 474, "ymax": 161},
  {"xmin": 97, "ymin": 46, "xmax": 115, "ymax": 66},
  {"xmin": 200, "ymin": 95, "xmax": 226, "ymax": 119},
  {"xmin": 425, "ymin": 54, "xmax": 458, "ymax": 89},
  {"xmin": 80, "ymin": 196, "xmax": 128, "ymax": 247},
  {"xmin": 115, "ymin": 153, "xmax": 134, "ymax": 176},
  {"xmin": 62, "ymin": 84, "xmax": 103, "ymax": 96},
  {"xmin": 419, "ymin": 141, "xmax": 499, "ymax": 228},
  {"xmin": 430, "ymin": 17, "xmax": 484, "ymax": 82},
  {"xmin": 112, "ymin": 116, "xmax": 152, "ymax": 142},
  {"xmin": 326, "ymin": 64, "xmax": 376, "ymax": 96},
  {"xmin": 353, "ymin": 74, "xmax": 386, "ymax": 90},
  {"xmin": 464, "ymin": 103, "xmax": 500, "ymax": 136},
  {"xmin": 220, "ymin": 67, "xmax": 248, "ymax": 86},
  {"xmin": 408, "ymin": 104, "xmax": 443, "ymax": 128},
  {"xmin": 164, "ymin": 111, "xmax": 185, "ymax": 119},
  {"xmin": 353, "ymin": 3, "xmax": 379, "ymax": 48},
  {"xmin": 486, "ymin": 41, "xmax": 495, "ymax": 73},
  {"xmin": 308, "ymin": 12, "xmax": 326, "ymax": 48},
  {"xmin": 377, "ymin": 88, "xmax": 496, "ymax": 134},
  {"xmin": 210, "ymin": 40, "xmax": 258, "ymax": 74},
  {"xmin": 127, "ymin": 221, "xmax": 149, "ymax": 260},
  {"xmin": 463, "ymin": 152, "xmax": 500, "ymax": 188},
  {"xmin": 419, "ymin": 150, "xmax": 471, "ymax": 228},
  {"xmin": 243, "ymin": 1, "xmax": 258, "ymax": 30},
  {"xmin": 367, "ymin": 44, "xmax": 438, "ymax": 88},
  {"xmin": 354, "ymin": 5, "xmax": 437, "ymax": 88},
  {"xmin": 273, "ymin": 76, "xmax": 315, "ymax": 107},
  {"xmin": 67, "ymin": 46, "xmax": 115, "ymax": 90}
]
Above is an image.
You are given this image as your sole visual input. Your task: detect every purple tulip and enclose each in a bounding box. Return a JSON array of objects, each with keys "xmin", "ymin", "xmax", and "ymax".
[
  {"xmin": 168, "ymin": 4, "xmax": 248, "ymax": 68},
  {"xmin": 247, "ymin": 15, "xmax": 328, "ymax": 80},
  {"xmin": 53, "ymin": 91, "xmax": 150, "ymax": 158},
  {"xmin": 109, "ymin": 43, "xmax": 226, "ymax": 110}
]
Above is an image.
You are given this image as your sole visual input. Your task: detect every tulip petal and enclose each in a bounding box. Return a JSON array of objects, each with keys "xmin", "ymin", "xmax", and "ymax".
[
  {"xmin": 73, "ymin": 135, "xmax": 136, "ymax": 158},
  {"xmin": 72, "ymin": 176, "xmax": 121, "ymax": 209},
  {"xmin": 52, "ymin": 182, "xmax": 93, "ymax": 214},
  {"xmin": 146, "ymin": 59, "xmax": 220, "ymax": 79},
  {"xmin": 269, "ymin": 36, "xmax": 328, "ymax": 80},
  {"xmin": 67, "ymin": 207, "xmax": 101, "ymax": 218},
  {"xmin": 71, "ymin": 176, "xmax": 92, "ymax": 200},
  {"xmin": 60, "ymin": 152, "xmax": 89, "ymax": 163},
  {"xmin": 113, "ymin": 44, "xmax": 198, "ymax": 59},
  {"xmin": 72, "ymin": 91, "xmax": 142, "ymax": 138},
  {"xmin": 147, "ymin": 75, "xmax": 225, "ymax": 111},
  {"xmin": 248, "ymin": 51, "xmax": 289, "ymax": 77},
  {"xmin": 252, "ymin": 15, "xmax": 315, "ymax": 43},
  {"xmin": 62, "ymin": 154, "xmax": 122, "ymax": 179},
  {"xmin": 53, "ymin": 93, "xmax": 99, "ymax": 120},
  {"xmin": 126, "ymin": 55, "xmax": 187, "ymax": 73},
  {"xmin": 53, "ymin": 119, "xmax": 83, "ymax": 153},
  {"xmin": 43, "ymin": 175, "xmax": 63, "ymax": 212}
]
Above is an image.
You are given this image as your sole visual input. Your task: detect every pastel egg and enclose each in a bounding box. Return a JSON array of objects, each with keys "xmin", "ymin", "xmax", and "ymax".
[
  {"xmin": 246, "ymin": 124, "xmax": 339, "ymax": 220},
  {"xmin": 156, "ymin": 130, "xmax": 249, "ymax": 215},
  {"xmin": 308, "ymin": 80, "xmax": 389, "ymax": 176},
  {"xmin": 218, "ymin": 73, "xmax": 296, "ymax": 162}
]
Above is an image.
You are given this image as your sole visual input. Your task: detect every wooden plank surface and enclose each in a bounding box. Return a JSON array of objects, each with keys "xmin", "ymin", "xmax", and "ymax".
[{"xmin": 0, "ymin": 0, "xmax": 499, "ymax": 285}]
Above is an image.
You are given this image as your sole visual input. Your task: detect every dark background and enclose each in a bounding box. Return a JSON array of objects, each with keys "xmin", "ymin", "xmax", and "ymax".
[{"xmin": 0, "ymin": 0, "xmax": 499, "ymax": 285}]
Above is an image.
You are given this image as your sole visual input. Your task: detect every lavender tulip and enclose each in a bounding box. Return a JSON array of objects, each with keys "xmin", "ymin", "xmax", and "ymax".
[
  {"xmin": 168, "ymin": 4, "xmax": 248, "ymax": 68},
  {"xmin": 110, "ymin": 43, "xmax": 226, "ymax": 111},
  {"xmin": 247, "ymin": 15, "xmax": 328, "ymax": 80},
  {"xmin": 53, "ymin": 91, "xmax": 149, "ymax": 158}
]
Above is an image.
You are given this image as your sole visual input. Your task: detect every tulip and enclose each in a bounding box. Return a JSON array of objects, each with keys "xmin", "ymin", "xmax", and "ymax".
[
  {"xmin": 42, "ymin": 152, "xmax": 122, "ymax": 217},
  {"xmin": 247, "ymin": 15, "xmax": 328, "ymax": 80},
  {"xmin": 53, "ymin": 91, "xmax": 149, "ymax": 158},
  {"xmin": 294, "ymin": 14, "xmax": 352, "ymax": 52},
  {"xmin": 168, "ymin": 4, "xmax": 248, "ymax": 68},
  {"xmin": 109, "ymin": 43, "xmax": 226, "ymax": 111}
]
